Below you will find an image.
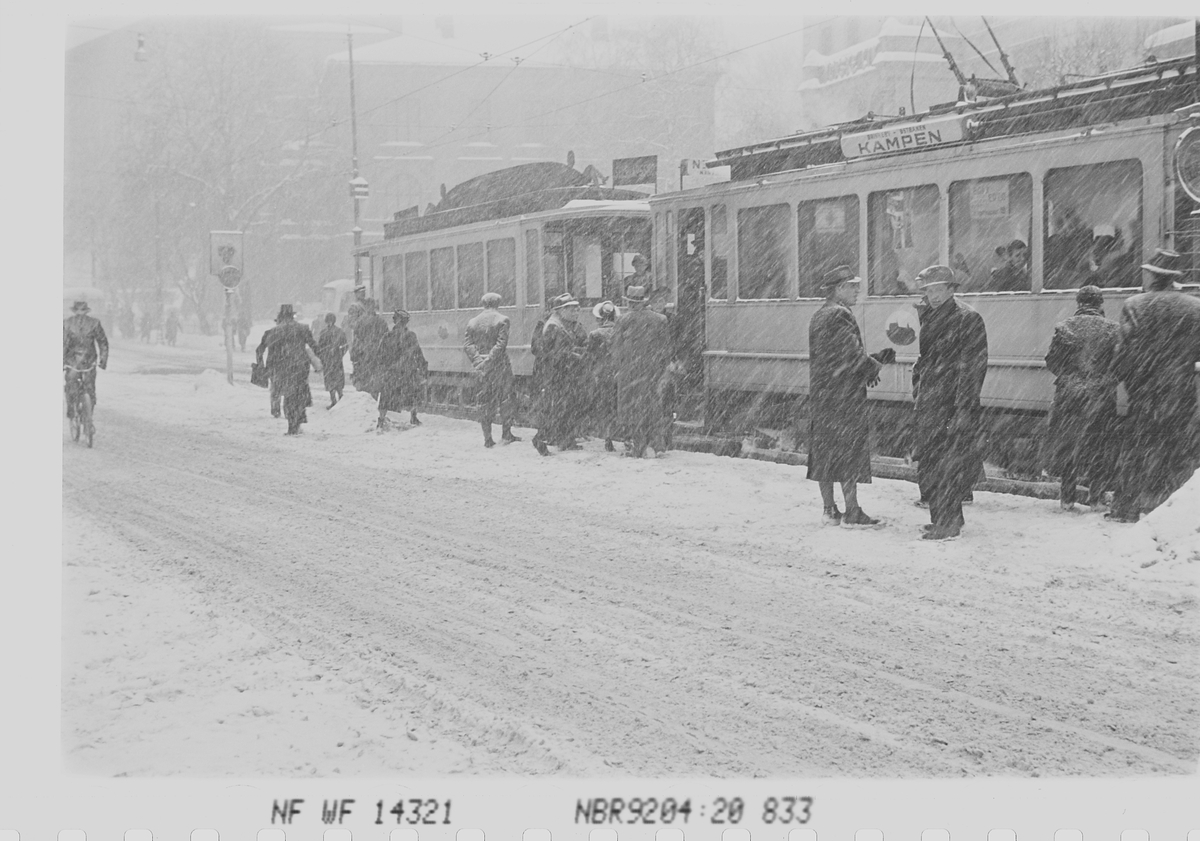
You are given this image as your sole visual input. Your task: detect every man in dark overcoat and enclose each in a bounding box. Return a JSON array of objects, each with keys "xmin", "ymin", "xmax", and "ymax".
[
  {"xmin": 376, "ymin": 310, "xmax": 428, "ymax": 430},
  {"xmin": 63, "ymin": 300, "xmax": 109, "ymax": 417},
  {"xmin": 911, "ymin": 265, "xmax": 989, "ymax": 540},
  {"xmin": 255, "ymin": 316, "xmax": 283, "ymax": 418},
  {"xmin": 611, "ymin": 285, "xmax": 671, "ymax": 458},
  {"xmin": 263, "ymin": 304, "xmax": 321, "ymax": 435},
  {"xmin": 532, "ymin": 294, "xmax": 589, "ymax": 455},
  {"xmin": 806, "ymin": 266, "xmax": 891, "ymax": 526},
  {"xmin": 586, "ymin": 300, "xmax": 619, "ymax": 451},
  {"xmin": 465, "ymin": 292, "xmax": 521, "ymax": 447},
  {"xmin": 1107, "ymin": 249, "xmax": 1200, "ymax": 521},
  {"xmin": 350, "ymin": 298, "xmax": 388, "ymax": 396},
  {"xmin": 316, "ymin": 312, "xmax": 348, "ymax": 408},
  {"xmin": 1043, "ymin": 285, "xmax": 1120, "ymax": 510}
]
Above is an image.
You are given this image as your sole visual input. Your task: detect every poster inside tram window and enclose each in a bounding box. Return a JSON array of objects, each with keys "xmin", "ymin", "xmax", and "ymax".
[{"xmin": 971, "ymin": 178, "xmax": 1011, "ymax": 218}]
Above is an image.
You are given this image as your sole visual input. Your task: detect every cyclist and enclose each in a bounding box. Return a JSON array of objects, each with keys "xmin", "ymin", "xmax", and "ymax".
[{"xmin": 63, "ymin": 299, "xmax": 109, "ymax": 419}]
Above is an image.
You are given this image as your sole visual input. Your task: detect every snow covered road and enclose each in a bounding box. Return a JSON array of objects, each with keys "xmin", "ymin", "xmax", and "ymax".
[{"xmin": 61, "ymin": 334, "xmax": 1199, "ymax": 777}]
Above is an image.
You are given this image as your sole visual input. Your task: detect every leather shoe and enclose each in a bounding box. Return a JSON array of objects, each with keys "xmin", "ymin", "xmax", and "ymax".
[
  {"xmin": 822, "ymin": 506, "xmax": 843, "ymax": 525},
  {"xmin": 842, "ymin": 507, "xmax": 880, "ymax": 526},
  {"xmin": 484, "ymin": 438, "xmax": 495, "ymax": 448},
  {"xmin": 922, "ymin": 524, "xmax": 961, "ymax": 540}
]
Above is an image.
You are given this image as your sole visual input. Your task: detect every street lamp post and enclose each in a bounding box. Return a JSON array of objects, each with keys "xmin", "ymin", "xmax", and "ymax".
[{"xmin": 348, "ymin": 31, "xmax": 365, "ymax": 292}]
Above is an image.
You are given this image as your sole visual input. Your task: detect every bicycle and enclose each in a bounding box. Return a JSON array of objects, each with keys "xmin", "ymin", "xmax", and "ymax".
[{"xmin": 64, "ymin": 363, "xmax": 96, "ymax": 448}]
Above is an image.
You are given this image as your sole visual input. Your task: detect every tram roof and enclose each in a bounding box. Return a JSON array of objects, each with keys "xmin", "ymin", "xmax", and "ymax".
[{"xmin": 711, "ymin": 56, "xmax": 1198, "ymax": 181}]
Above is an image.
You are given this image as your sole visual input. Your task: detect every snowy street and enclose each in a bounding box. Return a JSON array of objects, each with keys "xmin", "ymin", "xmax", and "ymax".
[{"xmin": 61, "ymin": 331, "xmax": 1198, "ymax": 777}]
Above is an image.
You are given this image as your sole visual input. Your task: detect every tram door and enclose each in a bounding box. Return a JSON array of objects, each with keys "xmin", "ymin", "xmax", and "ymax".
[{"xmin": 676, "ymin": 207, "xmax": 706, "ymax": 391}]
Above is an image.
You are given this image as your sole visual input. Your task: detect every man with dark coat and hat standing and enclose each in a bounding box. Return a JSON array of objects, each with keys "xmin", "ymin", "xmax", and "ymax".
[
  {"xmin": 532, "ymin": 293, "xmax": 589, "ymax": 455},
  {"xmin": 263, "ymin": 304, "xmax": 321, "ymax": 435},
  {"xmin": 63, "ymin": 300, "xmax": 109, "ymax": 418},
  {"xmin": 611, "ymin": 285, "xmax": 671, "ymax": 458},
  {"xmin": 806, "ymin": 266, "xmax": 893, "ymax": 526},
  {"xmin": 316, "ymin": 312, "xmax": 348, "ymax": 408},
  {"xmin": 465, "ymin": 292, "xmax": 521, "ymax": 447},
  {"xmin": 376, "ymin": 310, "xmax": 428, "ymax": 431},
  {"xmin": 910, "ymin": 265, "xmax": 989, "ymax": 540},
  {"xmin": 350, "ymin": 298, "xmax": 388, "ymax": 396},
  {"xmin": 1107, "ymin": 249, "xmax": 1200, "ymax": 521},
  {"xmin": 1043, "ymin": 285, "xmax": 1120, "ymax": 511}
]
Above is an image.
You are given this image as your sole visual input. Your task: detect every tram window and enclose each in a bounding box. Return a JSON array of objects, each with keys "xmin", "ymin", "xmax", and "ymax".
[
  {"xmin": 798, "ymin": 195, "xmax": 859, "ymax": 297},
  {"xmin": 431, "ymin": 246, "xmax": 455, "ymax": 310},
  {"xmin": 457, "ymin": 242, "xmax": 485, "ymax": 309},
  {"xmin": 542, "ymin": 228, "xmax": 566, "ymax": 300},
  {"xmin": 737, "ymin": 204, "xmax": 790, "ymax": 300},
  {"xmin": 677, "ymin": 208, "xmax": 705, "ymax": 301},
  {"xmin": 948, "ymin": 174, "xmax": 1032, "ymax": 293},
  {"xmin": 867, "ymin": 185, "xmax": 939, "ymax": 295},
  {"xmin": 710, "ymin": 204, "xmax": 730, "ymax": 301},
  {"xmin": 381, "ymin": 255, "xmax": 404, "ymax": 312},
  {"xmin": 404, "ymin": 251, "xmax": 429, "ymax": 312},
  {"xmin": 487, "ymin": 238, "xmax": 516, "ymax": 305},
  {"xmin": 1044, "ymin": 160, "xmax": 1142, "ymax": 290},
  {"xmin": 524, "ymin": 229, "xmax": 541, "ymax": 305}
]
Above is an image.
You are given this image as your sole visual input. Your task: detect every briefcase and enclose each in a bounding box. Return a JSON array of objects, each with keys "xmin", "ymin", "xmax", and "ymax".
[{"xmin": 250, "ymin": 362, "xmax": 269, "ymax": 388}]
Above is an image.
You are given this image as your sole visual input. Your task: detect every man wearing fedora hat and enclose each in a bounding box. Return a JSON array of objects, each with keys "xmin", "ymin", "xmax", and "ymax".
[
  {"xmin": 910, "ymin": 265, "xmax": 989, "ymax": 540},
  {"xmin": 63, "ymin": 300, "xmax": 109, "ymax": 419},
  {"xmin": 1107, "ymin": 248, "xmax": 1200, "ymax": 521},
  {"xmin": 532, "ymin": 293, "xmax": 588, "ymax": 454},
  {"xmin": 465, "ymin": 292, "xmax": 521, "ymax": 447},
  {"xmin": 611, "ymin": 285, "xmax": 671, "ymax": 457},
  {"xmin": 262, "ymin": 303, "xmax": 322, "ymax": 435},
  {"xmin": 807, "ymin": 266, "xmax": 893, "ymax": 526}
]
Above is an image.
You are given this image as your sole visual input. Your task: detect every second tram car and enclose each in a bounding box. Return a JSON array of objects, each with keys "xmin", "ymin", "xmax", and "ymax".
[
  {"xmin": 362, "ymin": 162, "xmax": 651, "ymax": 404},
  {"xmin": 650, "ymin": 55, "xmax": 1200, "ymax": 466}
]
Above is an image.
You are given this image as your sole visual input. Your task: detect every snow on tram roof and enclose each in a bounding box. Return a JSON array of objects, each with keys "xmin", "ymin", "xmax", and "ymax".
[{"xmin": 560, "ymin": 199, "xmax": 651, "ymax": 213}]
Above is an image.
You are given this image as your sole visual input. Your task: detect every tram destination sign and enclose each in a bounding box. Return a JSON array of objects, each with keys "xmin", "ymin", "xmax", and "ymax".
[{"xmin": 841, "ymin": 116, "xmax": 968, "ymax": 159}]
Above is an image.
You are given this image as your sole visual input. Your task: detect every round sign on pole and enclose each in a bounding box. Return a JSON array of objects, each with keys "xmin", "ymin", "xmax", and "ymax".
[{"xmin": 217, "ymin": 266, "xmax": 243, "ymax": 288}]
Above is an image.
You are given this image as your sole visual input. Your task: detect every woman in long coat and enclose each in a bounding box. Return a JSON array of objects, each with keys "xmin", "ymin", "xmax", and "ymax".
[
  {"xmin": 376, "ymin": 310, "xmax": 428, "ymax": 429},
  {"xmin": 806, "ymin": 266, "xmax": 884, "ymax": 525},
  {"xmin": 1043, "ymin": 285, "xmax": 1119, "ymax": 509},
  {"xmin": 586, "ymin": 301, "xmax": 619, "ymax": 451},
  {"xmin": 532, "ymin": 295, "xmax": 589, "ymax": 454},
  {"xmin": 611, "ymin": 286, "xmax": 671, "ymax": 457},
  {"xmin": 316, "ymin": 312, "xmax": 348, "ymax": 408}
]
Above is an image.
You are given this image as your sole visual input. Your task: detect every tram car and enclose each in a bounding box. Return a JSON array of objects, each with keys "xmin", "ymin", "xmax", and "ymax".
[
  {"xmin": 649, "ymin": 55, "xmax": 1200, "ymax": 467},
  {"xmin": 361, "ymin": 161, "xmax": 651, "ymax": 405}
]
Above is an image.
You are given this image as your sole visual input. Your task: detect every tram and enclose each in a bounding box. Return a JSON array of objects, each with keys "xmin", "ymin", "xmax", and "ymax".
[
  {"xmin": 361, "ymin": 161, "xmax": 651, "ymax": 403},
  {"xmin": 649, "ymin": 55, "xmax": 1200, "ymax": 465}
]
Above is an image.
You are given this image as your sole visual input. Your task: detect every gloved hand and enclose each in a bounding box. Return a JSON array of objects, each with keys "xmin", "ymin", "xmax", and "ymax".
[{"xmin": 99, "ymin": 361, "xmax": 108, "ymax": 370}]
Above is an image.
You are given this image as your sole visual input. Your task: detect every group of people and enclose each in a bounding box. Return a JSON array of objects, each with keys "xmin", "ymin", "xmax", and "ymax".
[{"xmin": 807, "ymin": 249, "xmax": 1200, "ymax": 540}]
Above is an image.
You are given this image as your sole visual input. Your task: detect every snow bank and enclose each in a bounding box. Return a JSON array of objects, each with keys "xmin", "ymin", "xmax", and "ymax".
[
  {"xmin": 318, "ymin": 390, "xmax": 381, "ymax": 435},
  {"xmin": 1113, "ymin": 472, "xmax": 1200, "ymax": 566},
  {"xmin": 193, "ymin": 368, "xmax": 232, "ymax": 392}
]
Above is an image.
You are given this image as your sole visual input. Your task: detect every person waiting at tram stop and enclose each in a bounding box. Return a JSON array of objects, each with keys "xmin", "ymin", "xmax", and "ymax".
[
  {"xmin": 465, "ymin": 292, "xmax": 521, "ymax": 448},
  {"xmin": 376, "ymin": 310, "xmax": 428, "ymax": 431},
  {"xmin": 532, "ymin": 294, "xmax": 589, "ymax": 455},
  {"xmin": 585, "ymin": 300, "xmax": 620, "ymax": 452},
  {"xmin": 805, "ymin": 265, "xmax": 895, "ymax": 527}
]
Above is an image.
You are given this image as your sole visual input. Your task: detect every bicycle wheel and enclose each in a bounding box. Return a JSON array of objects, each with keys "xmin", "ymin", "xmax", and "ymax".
[{"xmin": 79, "ymin": 392, "xmax": 94, "ymax": 448}]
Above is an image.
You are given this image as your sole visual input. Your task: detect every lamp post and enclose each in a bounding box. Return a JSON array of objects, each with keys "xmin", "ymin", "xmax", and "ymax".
[{"xmin": 348, "ymin": 30, "xmax": 364, "ymax": 290}]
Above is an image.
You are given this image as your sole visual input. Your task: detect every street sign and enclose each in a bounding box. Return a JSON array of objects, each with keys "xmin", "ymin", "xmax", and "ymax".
[
  {"xmin": 210, "ymin": 230, "xmax": 244, "ymax": 288},
  {"xmin": 350, "ymin": 176, "xmax": 370, "ymax": 199}
]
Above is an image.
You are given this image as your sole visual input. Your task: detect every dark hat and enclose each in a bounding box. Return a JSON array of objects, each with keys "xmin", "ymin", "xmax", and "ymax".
[
  {"xmin": 1076, "ymin": 285, "xmax": 1104, "ymax": 307},
  {"xmin": 1007, "ymin": 239, "xmax": 1028, "ymax": 251},
  {"xmin": 71, "ymin": 300, "xmax": 90, "ymax": 312},
  {"xmin": 277, "ymin": 303, "xmax": 295, "ymax": 319},
  {"xmin": 592, "ymin": 300, "xmax": 617, "ymax": 320},
  {"xmin": 623, "ymin": 285, "xmax": 649, "ymax": 303},
  {"xmin": 818, "ymin": 264, "xmax": 861, "ymax": 289},
  {"xmin": 393, "ymin": 309, "xmax": 410, "ymax": 322},
  {"xmin": 631, "ymin": 254, "xmax": 648, "ymax": 267},
  {"xmin": 551, "ymin": 293, "xmax": 580, "ymax": 309},
  {"xmin": 481, "ymin": 292, "xmax": 502, "ymax": 307},
  {"xmin": 1140, "ymin": 248, "xmax": 1185, "ymax": 276},
  {"xmin": 325, "ymin": 312, "xmax": 336, "ymax": 324},
  {"xmin": 914, "ymin": 264, "xmax": 959, "ymax": 288}
]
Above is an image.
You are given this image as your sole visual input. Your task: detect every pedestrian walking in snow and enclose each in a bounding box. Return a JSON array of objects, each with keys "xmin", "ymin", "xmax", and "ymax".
[
  {"xmin": 1107, "ymin": 249, "xmax": 1200, "ymax": 521},
  {"xmin": 376, "ymin": 310, "xmax": 428, "ymax": 430},
  {"xmin": 611, "ymin": 285, "xmax": 671, "ymax": 458},
  {"xmin": 164, "ymin": 310, "xmax": 181, "ymax": 346},
  {"xmin": 263, "ymin": 304, "xmax": 321, "ymax": 435},
  {"xmin": 465, "ymin": 292, "xmax": 521, "ymax": 447},
  {"xmin": 1043, "ymin": 285, "xmax": 1120, "ymax": 511},
  {"xmin": 806, "ymin": 265, "xmax": 893, "ymax": 526},
  {"xmin": 316, "ymin": 312, "xmax": 348, "ymax": 408},
  {"xmin": 586, "ymin": 300, "xmax": 619, "ymax": 451},
  {"xmin": 532, "ymin": 294, "xmax": 589, "ymax": 455},
  {"xmin": 255, "ymin": 316, "xmax": 283, "ymax": 418},
  {"xmin": 911, "ymin": 265, "xmax": 989, "ymax": 540},
  {"xmin": 351, "ymin": 298, "xmax": 388, "ymax": 396}
]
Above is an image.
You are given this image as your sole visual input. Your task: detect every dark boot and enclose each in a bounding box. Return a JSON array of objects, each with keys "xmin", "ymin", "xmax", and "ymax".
[
  {"xmin": 501, "ymin": 424, "xmax": 521, "ymax": 443},
  {"xmin": 604, "ymin": 439, "xmax": 615, "ymax": 452},
  {"xmin": 410, "ymin": 412, "xmax": 421, "ymax": 426},
  {"xmin": 532, "ymin": 433, "xmax": 550, "ymax": 456},
  {"xmin": 842, "ymin": 507, "xmax": 880, "ymax": 526},
  {"xmin": 482, "ymin": 421, "xmax": 495, "ymax": 448}
]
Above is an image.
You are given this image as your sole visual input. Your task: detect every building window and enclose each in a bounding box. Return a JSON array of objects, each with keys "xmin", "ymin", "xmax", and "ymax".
[
  {"xmin": 524, "ymin": 229, "xmax": 541, "ymax": 305},
  {"xmin": 457, "ymin": 242, "xmax": 485, "ymax": 309},
  {"xmin": 710, "ymin": 204, "xmax": 730, "ymax": 301},
  {"xmin": 1044, "ymin": 160, "xmax": 1143, "ymax": 290},
  {"xmin": 404, "ymin": 251, "xmax": 429, "ymax": 312},
  {"xmin": 798, "ymin": 195, "xmax": 860, "ymax": 298},
  {"xmin": 737, "ymin": 204, "xmax": 791, "ymax": 300},
  {"xmin": 868, "ymin": 185, "xmax": 940, "ymax": 296},
  {"xmin": 431, "ymin": 246, "xmax": 455, "ymax": 310},
  {"xmin": 381, "ymin": 255, "xmax": 404, "ymax": 312},
  {"xmin": 949, "ymin": 174, "xmax": 1033, "ymax": 293},
  {"xmin": 542, "ymin": 228, "xmax": 566, "ymax": 300},
  {"xmin": 487, "ymin": 238, "xmax": 516, "ymax": 305}
]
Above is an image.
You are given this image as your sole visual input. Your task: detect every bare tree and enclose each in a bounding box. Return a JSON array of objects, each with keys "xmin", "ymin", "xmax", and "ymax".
[{"xmin": 1021, "ymin": 18, "xmax": 1163, "ymax": 89}]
